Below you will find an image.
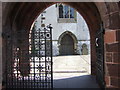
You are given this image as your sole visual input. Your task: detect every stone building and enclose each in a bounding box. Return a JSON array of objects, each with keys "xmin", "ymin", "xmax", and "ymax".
[{"xmin": 34, "ymin": 4, "xmax": 90, "ymax": 56}]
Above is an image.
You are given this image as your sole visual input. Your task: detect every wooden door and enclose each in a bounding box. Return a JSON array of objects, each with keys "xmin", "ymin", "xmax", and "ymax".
[{"xmin": 60, "ymin": 34, "xmax": 74, "ymax": 55}]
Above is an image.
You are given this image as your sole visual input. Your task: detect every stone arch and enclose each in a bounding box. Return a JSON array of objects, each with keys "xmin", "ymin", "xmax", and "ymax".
[
  {"xmin": 2, "ymin": 2, "xmax": 120, "ymax": 89},
  {"xmin": 2, "ymin": 2, "xmax": 103, "ymax": 78},
  {"xmin": 58, "ymin": 31, "xmax": 78, "ymax": 55}
]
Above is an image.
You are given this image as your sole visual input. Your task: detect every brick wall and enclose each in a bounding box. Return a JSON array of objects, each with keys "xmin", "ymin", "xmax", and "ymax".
[
  {"xmin": 105, "ymin": 29, "xmax": 120, "ymax": 88},
  {"xmin": 102, "ymin": 3, "xmax": 120, "ymax": 88}
]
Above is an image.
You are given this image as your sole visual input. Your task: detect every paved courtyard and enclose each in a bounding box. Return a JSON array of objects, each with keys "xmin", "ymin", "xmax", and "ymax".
[
  {"xmin": 53, "ymin": 55, "xmax": 100, "ymax": 88},
  {"xmin": 53, "ymin": 55, "xmax": 91, "ymax": 79}
]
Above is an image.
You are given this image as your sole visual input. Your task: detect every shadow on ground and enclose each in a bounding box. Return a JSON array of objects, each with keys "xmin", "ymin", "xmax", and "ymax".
[{"xmin": 53, "ymin": 75, "xmax": 100, "ymax": 88}]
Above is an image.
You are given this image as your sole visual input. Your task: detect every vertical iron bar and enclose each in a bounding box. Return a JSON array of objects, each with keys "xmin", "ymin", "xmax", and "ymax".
[
  {"xmin": 16, "ymin": 47, "xmax": 18, "ymax": 88},
  {"xmin": 30, "ymin": 31, "xmax": 32, "ymax": 89},
  {"xmin": 19, "ymin": 50, "xmax": 21, "ymax": 88},
  {"xmin": 39, "ymin": 29, "xmax": 41, "ymax": 88},
  {"xmin": 39, "ymin": 30, "xmax": 41, "ymax": 89},
  {"xmin": 11, "ymin": 34, "xmax": 13, "ymax": 89},
  {"xmin": 45, "ymin": 28, "xmax": 47, "ymax": 89},
  {"xmin": 37, "ymin": 30, "xmax": 39, "ymax": 89},
  {"xmin": 50, "ymin": 25, "xmax": 53, "ymax": 89},
  {"xmin": 22, "ymin": 51, "xmax": 24, "ymax": 88},
  {"xmin": 5, "ymin": 37, "xmax": 8, "ymax": 89},
  {"xmin": 28, "ymin": 33, "xmax": 30, "ymax": 88},
  {"xmin": 34, "ymin": 31, "xmax": 36, "ymax": 88}
]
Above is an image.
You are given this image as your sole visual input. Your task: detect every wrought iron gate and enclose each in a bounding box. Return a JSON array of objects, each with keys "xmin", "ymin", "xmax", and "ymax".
[
  {"xmin": 96, "ymin": 23, "xmax": 105, "ymax": 88},
  {"xmin": 5, "ymin": 24, "xmax": 53, "ymax": 89}
]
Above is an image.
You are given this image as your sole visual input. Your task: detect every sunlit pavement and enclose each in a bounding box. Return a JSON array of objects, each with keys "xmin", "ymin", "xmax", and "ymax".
[
  {"xmin": 53, "ymin": 55, "xmax": 91, "ymax": 80},
  {"xmin": 53, "ymin": 55, "xmax": 100, "ymax": 88}
]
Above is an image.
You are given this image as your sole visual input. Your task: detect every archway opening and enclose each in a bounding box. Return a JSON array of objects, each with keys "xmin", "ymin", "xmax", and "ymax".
[{"xmin": 30, "ymin": 3, "xmax": 95, "ymax": 88}]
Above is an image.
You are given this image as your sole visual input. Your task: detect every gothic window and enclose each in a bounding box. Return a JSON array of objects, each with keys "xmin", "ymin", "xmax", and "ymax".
[
  {"xmin": 59, "ymin": 5, "xmax": 74, "ymax": 18},
  {"xmin": 70, "ymin": 7, "xmax": 74, "ymax": 18},
  {"xmin": 58, "ymin": 4, "xmax": 76, "ymax": 21},
  {"xmin": 64, "ymin": 5, "xmax": 69, "ymax": 18}
]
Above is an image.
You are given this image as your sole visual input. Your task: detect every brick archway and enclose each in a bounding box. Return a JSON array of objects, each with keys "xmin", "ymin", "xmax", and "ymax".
[
  {"xmin": 2, "ymin": 2, "xmax": 120, "ymax": 89},
  {"xmin": 5, "ymin": 2, "xmax": 102, "ymax": 76}
]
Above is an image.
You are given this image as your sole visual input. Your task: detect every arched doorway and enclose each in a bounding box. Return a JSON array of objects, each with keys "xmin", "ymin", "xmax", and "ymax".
[
  {"xmin": 58, "ymin": 31, "xmax": 78, "ymax": 55},
  {"xmin": 60, "ymin": 34, "xmax": 74, "ymax": 55}
]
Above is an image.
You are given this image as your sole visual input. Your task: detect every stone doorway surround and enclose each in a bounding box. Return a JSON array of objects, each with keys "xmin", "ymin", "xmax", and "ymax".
[{"xmin": 58, "ymin": 31, "xmax": 78, "ymax": 55}]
